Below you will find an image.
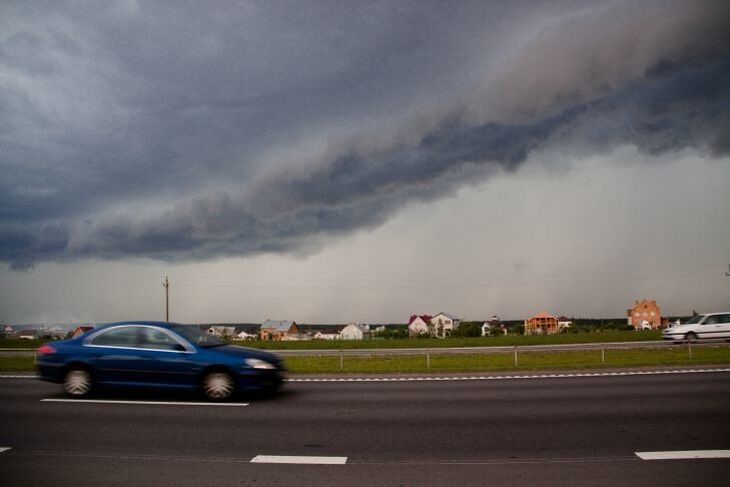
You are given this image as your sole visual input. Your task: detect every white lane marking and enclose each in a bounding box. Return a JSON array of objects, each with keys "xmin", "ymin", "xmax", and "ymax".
[
  {"xmin": 40, "ymin": 399, "xmax": 248, "ymax": 407},
  {"xmin": 286, "ymin": 368, "xmax": 730, "ymax": 382},
  {"xmin": 636, "ymin": 450, "xmax": 730, "ymax": 460},
  {"xmin": 251, "ymin": 455, "xmax": 347, "ymax": 465},
  {"xmin": 0, "ymin": 447, "xmax": 11, "ymax": 453}
]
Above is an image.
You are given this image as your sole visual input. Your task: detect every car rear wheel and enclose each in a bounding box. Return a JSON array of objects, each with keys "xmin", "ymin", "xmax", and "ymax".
[
  {"xmin": 63, "ymin": 368, "xmax": 93, "ymax": 398},
  {"xmin": 202, "ymin": 371, "xmax": 235, "ymax": 401}
]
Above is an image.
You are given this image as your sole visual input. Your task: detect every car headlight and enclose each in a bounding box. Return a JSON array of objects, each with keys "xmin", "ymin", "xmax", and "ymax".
[{"xmin": 245, "ymin": 358, "xmax": 276, "ymax": 370}]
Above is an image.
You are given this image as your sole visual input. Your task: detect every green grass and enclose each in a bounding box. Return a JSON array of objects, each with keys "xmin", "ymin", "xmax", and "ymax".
[
  {"xmin": 3, "ymin": 338, "xmax": 727, "ymax": 375},
  {"xmin": 0, "ymin": 331, "xmax": 661, "ymax": 352},
  {"xmin": 245, "ymin": 330, "xmax": 662, "ymax": 350},
  {"xmin": 0, "ymin": 356, "xmax": 35, "ymax": 372},
  {"xmin": 0, "ymin": 339, "xmax": 45, "ymax": 349},
  {"xmin": 283, "ymin": 345, "xmax": 730, "ymax": 374}
]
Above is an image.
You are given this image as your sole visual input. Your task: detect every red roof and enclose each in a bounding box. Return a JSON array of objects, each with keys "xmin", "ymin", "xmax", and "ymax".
[
  {"xmin": 408, "ymin": 314, "xmax": 432, "ymax": 325},
  {"xmin": 532, "ymin": 312, "xmax": 555, "ymax": 319}
]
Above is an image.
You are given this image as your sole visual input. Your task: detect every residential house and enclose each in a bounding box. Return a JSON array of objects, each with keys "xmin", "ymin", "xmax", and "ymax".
[
  {"xmin": 430, "ymin": 312, "xmax": 461, "ymax": 338},
  {"xmin": 557, "ymin": 316, "xmax": 573, "ymax": 332},
  {"xmin": 71, "ymin": 326, "xmax": 94, "ymax": 338},
  {"xmin": 259, "ymin": 320, "xmax": 300, "ymax": 341},
  {"xmin": 524, "ymin": 312, "xmax": 559, "ymax": 335},
  {"xmin": 235, "ymin": 324, "xmax": 261, "ymax": 340},
  {"xmin": 314, "ymin": 330, "xmax": 341, "ymax": 340},
  {"xmin": 627, "ymin": 300, "xmax": 663, "ymax": 330},
  {"xmin": 340, "ymin": 323, "xmax": 370, "ymax": 340},
  {"xmin": 481, "ymin": 316, "xmax": 506, "ymax": 336},
  {"xmin": 207, "ymin": 326, "xmax": 237, "ymax": 339},
  {"xmin": 408, "ymin": 315, "xmax": 432, "ymax": 337}
]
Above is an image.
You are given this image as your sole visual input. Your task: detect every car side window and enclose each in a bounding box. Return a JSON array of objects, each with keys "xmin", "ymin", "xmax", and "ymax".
[
  {"xmin": 703, "ymin": 315, "xmax": 719, "ymax": 325},
  {"xmin": 138, "ymin": 328, "xmax": 185, "ymax": 351},
  {"xmin": 90, "ymin": 327, "xmax": 139, "ymax": 347},
  {"xmin": 719, "ymin": 314, "xmax": 730, "ymax": 324}
]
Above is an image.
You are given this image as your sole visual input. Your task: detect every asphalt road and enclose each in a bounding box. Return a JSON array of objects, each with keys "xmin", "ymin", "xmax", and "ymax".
[{"xmin": 1, "ymin": 371, "xmax": 729, "ymax": 486}]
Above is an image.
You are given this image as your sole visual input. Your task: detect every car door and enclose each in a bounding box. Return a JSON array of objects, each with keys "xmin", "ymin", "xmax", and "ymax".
[
  {"xmin": 698, "ymin": 314, "xmax": 722, "ymax": 339},
  {"xmin": 84, "ymin": 326, "xmax": 147, "ymax": 384},
  {"xmin": 135, "ymin": 326, "xmax": 201, "ymax": 387},
  {"xmin": 717, "ymin": 314, "xmax": 730, "ymax": 339}
]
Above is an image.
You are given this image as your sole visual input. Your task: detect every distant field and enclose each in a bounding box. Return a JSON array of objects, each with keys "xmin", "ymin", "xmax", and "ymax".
[
  {"xmin": 243, "ymin": 330, "xmax": 662, "ymax": 350},
  {"xmin": 0, "ymin": 331, "xmax": 661, "ymax": 352}
]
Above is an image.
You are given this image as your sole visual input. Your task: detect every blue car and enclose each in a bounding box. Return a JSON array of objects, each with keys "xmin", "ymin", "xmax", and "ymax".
[{"xmin": 36, "ymin": 321, "xmax": 285, "ymax": 400}]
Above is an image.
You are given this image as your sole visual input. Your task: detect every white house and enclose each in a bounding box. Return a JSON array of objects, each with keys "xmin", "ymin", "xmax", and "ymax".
[
  {"xmin": 482, "ymin": 316, "xmax": 506, "ymax": 336},
  {"xmin": 481, "ymin": 322, "xmax": 491, "ymax": 337},
  {"xmin": 340, "ymin": 323, "xmax": 369, "ymax": 340},
  {"xmin": 430, "ymin": 312, "xmax": 461, "ymax": 338},
  {"xmin": 314, "ymin": 331, "xmax": 340, "ymax": 340},
  {"xmin": 236, "ymin": 330, "xmax": 257, "ymax": 340},
  {"xmin": 408, "ymin": 315, "xmax": 431, "ymax": 337},
  {"xmin": 207, "ymin": 326, "xmax": 236, "ymax": 339},
  {"xmin": 557, "ymin": 316, "xmax": 573, "ymax": 332}
]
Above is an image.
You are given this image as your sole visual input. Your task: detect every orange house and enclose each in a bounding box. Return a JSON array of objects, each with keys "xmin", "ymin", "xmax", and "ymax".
[{"xmin": 524, "ymin": 312, "xmax": 558, "ymax": 335}]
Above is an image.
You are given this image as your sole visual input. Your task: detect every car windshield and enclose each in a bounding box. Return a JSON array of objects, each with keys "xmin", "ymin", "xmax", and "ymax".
[
  {"xmin": 683, "ymin": 315, "xmax": 704, "ymax": 325},
  {"xmin": 169, "ymin": 325, "xmax": 225, "ymax": 347}
]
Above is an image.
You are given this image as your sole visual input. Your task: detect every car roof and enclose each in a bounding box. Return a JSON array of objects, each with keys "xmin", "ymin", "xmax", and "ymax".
[{"xmin": 94, "ymin": 321, "xmax": 185, "ymax": 330}]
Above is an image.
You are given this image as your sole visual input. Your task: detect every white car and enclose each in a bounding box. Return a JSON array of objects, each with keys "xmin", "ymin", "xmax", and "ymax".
[{"xmin": 662, "ymin": 312, "xmax": 730, "ymax": 341}]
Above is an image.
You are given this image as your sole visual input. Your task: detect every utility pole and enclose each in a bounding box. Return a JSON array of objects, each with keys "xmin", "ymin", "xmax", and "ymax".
[{"xmin": 163, "ymin": 276, "xmax": 170, "ymax": 322}]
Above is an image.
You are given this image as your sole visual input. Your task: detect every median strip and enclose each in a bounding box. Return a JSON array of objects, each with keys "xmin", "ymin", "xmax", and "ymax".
[
  {"xmin": 251, "ymin": 455, "xmax": 348, "ymax": 465},
  {"xmin": 40, "ymin": 399, "xmax": 249, "ymax": 407},
  {"xmin": 636, "ymin": 450, "xmax": 730, "ymax": 460}
]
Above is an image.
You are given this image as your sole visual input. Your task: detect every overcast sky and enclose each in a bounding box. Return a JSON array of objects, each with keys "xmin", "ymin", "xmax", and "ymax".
[{"xmin": 1, "ymin": 1, "xmax": 728, "ymax": 324}]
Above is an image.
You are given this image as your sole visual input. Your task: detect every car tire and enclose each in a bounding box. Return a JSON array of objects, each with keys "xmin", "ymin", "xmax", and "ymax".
[
  {"xmin": 63, "ymin": 367, "xmax": 93, "ymax": 398},
  {"xmin": 201, "ymin": 371, "xmax": 235, "ymax": 401},
  {"xmin": 685, "ymin": 332, "xmax": 698, "ymax": 342}
]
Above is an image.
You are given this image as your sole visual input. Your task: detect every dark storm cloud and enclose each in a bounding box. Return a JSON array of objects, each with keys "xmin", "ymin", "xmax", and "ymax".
[{"xmin": 1, "ymin": 0, "xmax": 729, "ymax": 269}]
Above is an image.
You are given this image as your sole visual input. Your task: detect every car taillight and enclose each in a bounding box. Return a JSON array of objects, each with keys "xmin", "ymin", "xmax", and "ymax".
[{"xmin": 37, "ymin": 345, "xmax": 56, "ymax": 356}]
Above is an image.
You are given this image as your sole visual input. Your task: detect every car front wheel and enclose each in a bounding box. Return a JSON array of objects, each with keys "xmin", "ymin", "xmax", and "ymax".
[
  {"xmin": 63, "ymin": 368, "xmax": 93, "ymax": 398},
  {"xmin": 202, "ymin": 371, "xmax": 235, "ymax": 401},
  {"xmin": 685, "ymin": 332, "xmax": 698, "ymax": 342}
]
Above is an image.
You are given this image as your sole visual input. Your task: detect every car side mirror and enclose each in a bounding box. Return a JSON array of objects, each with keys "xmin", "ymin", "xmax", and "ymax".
[{"xmin": 172, "ymin": 344, "xmax": 186, "ymax": 352}]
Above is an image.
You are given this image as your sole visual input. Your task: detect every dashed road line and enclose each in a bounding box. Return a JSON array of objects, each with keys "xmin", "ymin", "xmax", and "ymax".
[
  {"xmin": 0, "ymin": 447, "xmax": 11, "ymax": 453},
  {"xmin": 636, "ymin": 450, "xmax": 730, "ymax": 460},
  {"xmin": 286, "ymin": 368, "xmax": 730, "ymax": 382},
  {"xmin": 40, "ymin": 399, "xmax": 249, "ymax": 407},
  {"xmin": 251, "ymin": 455, "xmax": 348, "ymax": 465}
]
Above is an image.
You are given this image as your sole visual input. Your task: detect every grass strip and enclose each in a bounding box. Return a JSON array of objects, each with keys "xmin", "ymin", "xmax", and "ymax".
[
  {"xmin": 0, "ymin": 356, "xmax": 35, "ymax": 372},
  {"xmin": 3, "ymin": 346, "xmax": 728, "ymax": 374},
  {"xmin": 284, "ymin": 346, "xmax": 730, "ymax": 374}
]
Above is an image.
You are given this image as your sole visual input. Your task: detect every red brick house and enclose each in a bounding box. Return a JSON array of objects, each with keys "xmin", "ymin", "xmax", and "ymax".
[{"xmin": 628, "ymin": 300, "xmax": 663, "ymax": 330}]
